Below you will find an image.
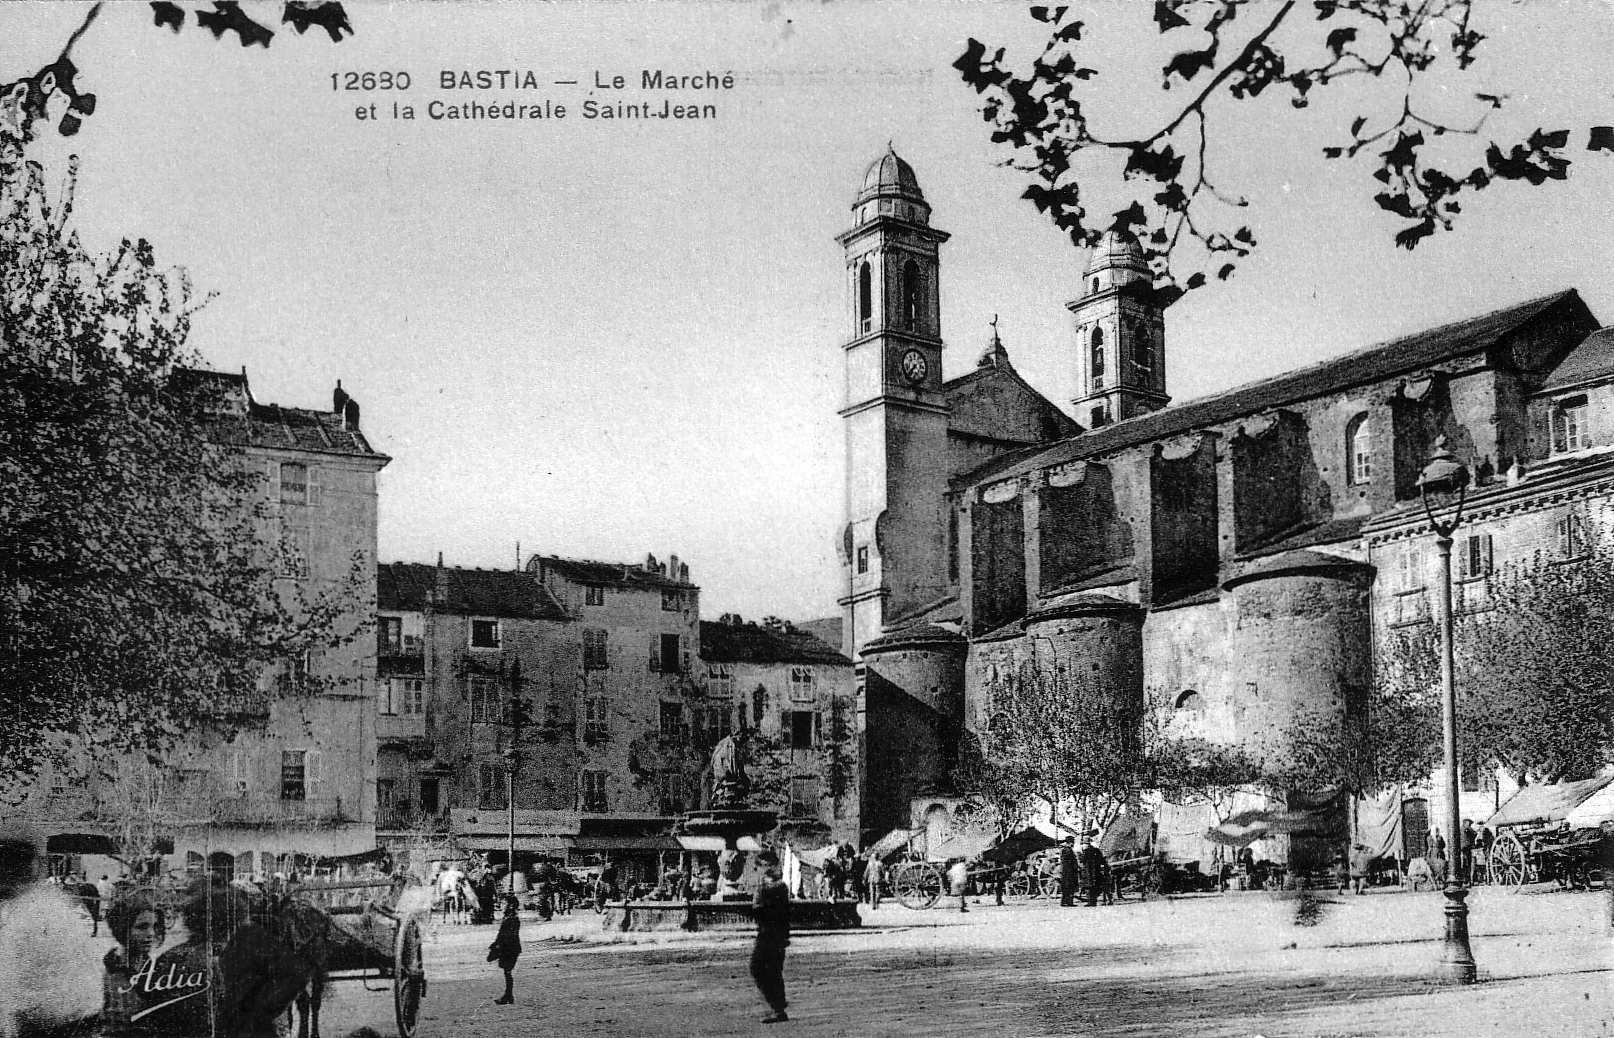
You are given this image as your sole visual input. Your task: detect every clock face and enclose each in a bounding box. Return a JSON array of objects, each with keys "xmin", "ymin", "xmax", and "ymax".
[{"xmin": 900, "ymin": 349, "xmax": 929, "ymax": 385}]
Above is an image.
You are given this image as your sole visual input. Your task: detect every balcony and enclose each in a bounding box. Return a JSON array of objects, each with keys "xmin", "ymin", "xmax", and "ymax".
[
  {"xmin": 377, "ymin": 805, "xmax": 450, "ymax": 833},
  {"xmin": 377, "ymin": 712, "xmax": 428, "ymax": 746},
  {"xmin": 209, "ymin": 689, "xmax": 272, "ymax": 719},
  {"xmin": 210, "ymin": 795, "xmax": 349, "ymax": 828}
]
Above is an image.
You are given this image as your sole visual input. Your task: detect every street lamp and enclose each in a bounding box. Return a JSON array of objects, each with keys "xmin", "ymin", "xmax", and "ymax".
[
  {"xmin": 1415, "ymin": 435, "xmax": 1476, "ymax": 984},
  {"xmin": 504, "ymin": 659, "xmax": 524, "ymax": 891}
]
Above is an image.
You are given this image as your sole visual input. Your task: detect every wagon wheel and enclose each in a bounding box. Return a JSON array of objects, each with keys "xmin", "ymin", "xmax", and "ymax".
[
  {"xmin": 1037, "ymin": 862, "xmax": 1061, "ymax": 900},
  {"xmin": 393, "ymin": 915, "xmax": 426, "ymax": 1038},
  {"xmin": 1005, "ymin": 871, "xmax": 1033, "ymax": 899},
  {"xmin": 892, "ymin": 861, "xmax": 942, "ymax": 910},
  {"xmin": 1488, "ymin": 832, "xmax": 1529, "ymax": 891}
]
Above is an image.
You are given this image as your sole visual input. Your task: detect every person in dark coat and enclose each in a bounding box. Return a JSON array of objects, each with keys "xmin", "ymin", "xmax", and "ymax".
[
  {"xmin": 1078, "ymin": 835, "xmax": 1108, "ymax": 907},
  {"xmin": 488, "ymin": 894, "xmax": 521, "ymax": 1005},
  {"xmin": 1058, "ymin": 837, "xmax": 1078, "ymax": 907},
  {"xmin": 76, "ymin": 875, "xmax": 101, "ymax": 936},
  {"xmin": 751, "ymin": 851, "xmax": 791, "ymax": 1024}
]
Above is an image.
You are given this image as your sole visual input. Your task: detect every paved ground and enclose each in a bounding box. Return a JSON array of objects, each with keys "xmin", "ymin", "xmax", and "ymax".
[{"xmin": 306, "ymin": 886, "xmax": 1612, "ymax": 1037}]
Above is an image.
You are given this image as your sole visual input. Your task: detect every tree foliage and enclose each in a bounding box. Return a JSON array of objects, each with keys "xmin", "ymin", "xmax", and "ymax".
[
  {"xmin": 954, "ymin": 1, "xmax": 1612, "ymax": 303},
  {"xmin": 1369, "ymin": 534, "xmax": 1614, "ymax": 788},
  {"xmin": 957, "ymin": 657, "xmax": 1266, "ymax": 836},
  {"xmin": 1, "ymin": 2, "xmax": 353, "ymax": 147},
  {"xmin": 0, "ymin": 150, "xmax": 364, "ymax": 787}
]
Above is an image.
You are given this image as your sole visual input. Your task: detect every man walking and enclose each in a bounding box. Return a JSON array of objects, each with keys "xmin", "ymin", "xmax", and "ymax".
[
  {"xmin": 1078, "ymin": 835, "xmax": 1108, "ymax": 907},
  {"xmin": 1058, "ymin": 837, "xmax": 1078, "ymax": 907},
  {"xmin": 864, "ymin": 854, "xmax": 884, "ymax": 911},
  {"xmin": 75, "ymin": 874, "xmax": 101, "ymax": 936},
  {"xmin": 947, "ymin": 858, "xmax": 970, "ymax": 913},
  {"xmin": 751, "ymin": 851, "xmax": 790, "ymax": 1024}
]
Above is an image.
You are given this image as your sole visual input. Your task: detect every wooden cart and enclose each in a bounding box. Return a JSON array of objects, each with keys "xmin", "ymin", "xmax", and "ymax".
[
  {"xmin": 287, "ymin": 877, "xmax": 430, "ymax": 1038},
  {"xmin": 1484, "ymin": 775, "xmax": 1614, "ymax": 892}
]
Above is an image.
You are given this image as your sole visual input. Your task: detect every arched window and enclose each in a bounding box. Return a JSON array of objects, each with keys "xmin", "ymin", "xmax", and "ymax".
[
  {"xmin": 1346, "ymin": 413, "xmax": 1372, "ymax": 485},
  {"xmin": 1132, "ymin": 320, "xmax": 1153, "ymax": 371},
  {"xmin": 902, "ymin": 260, "xmax": 921, "ymax": 331},
  {"xmin": 1174, "ymin": 689, "xmax": 1204, "ymax": 712},
  {"xmin": 1091, "ymin": 277, "xmax": 1100, "ymax": 295},
  {"xmin": 1090, "ymin": 326, "xmax": 1106, "ymax": 386},
  {"xmin": 752, "ymin": 685, "xmax": 767, "ymax": 734},
  {"xmin": 857, "ymin": 262, "xmax": 872, "ymax": 332}
]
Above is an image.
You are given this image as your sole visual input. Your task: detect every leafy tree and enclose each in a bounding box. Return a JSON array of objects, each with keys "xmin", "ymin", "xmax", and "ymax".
[
  {"xmin": 954, "ymin": 2, "xmax": 1613, "ymax": 302},
  {"xmin": 2, "ymin": 3, "xmax": 353, "ymax": 147},
  {"xmin": 965, "ymin": 656, "xmax": 1150, "ymax": 836},
  {"xmin": 0, "ymin": 147, "xmax": 364, "ymax": 788},
  {"xmin": 1369, "ymin": 534, "xmax": 1614, "ymax": 788},
  {"xmin": 956, "ymin": 662, "xmax": 1270, "ymax": 835}
]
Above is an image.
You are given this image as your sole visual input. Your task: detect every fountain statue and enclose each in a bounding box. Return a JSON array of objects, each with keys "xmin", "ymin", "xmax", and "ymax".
[{"xmin": 677, "ymin": 730, "xmax": 777, "ymax": 901}]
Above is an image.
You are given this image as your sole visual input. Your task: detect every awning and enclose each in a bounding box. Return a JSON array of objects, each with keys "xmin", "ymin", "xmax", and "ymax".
[
  {"xmin": 566, "ymin": 835, "xmax": 681, "ymax": 852},
  {"xmin": 45, "ymin": 833, "xmax": 118, "ymax": 855},
  {"xmin": 981, "ymin": 826, "xmax": 1058, "ymax": 865},
  {"xmin": 868, "ymin": 827, "xmax": 922, "ymax": 860},
  {"xmin": 1488, "ymin": 774, "xmax": 1614, "ymax": 828},
  {"xmin": 675, "ymin": 835, "xmax": 764, "ymax": 853},
  {"xmin": 457, "ymin": 836, "xmax": 569, "ymax": 854}
]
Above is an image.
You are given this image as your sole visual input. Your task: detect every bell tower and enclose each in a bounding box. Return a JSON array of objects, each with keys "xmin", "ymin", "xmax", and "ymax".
[
  {"xmin": 836, "ymin": 147, "xmax": 951, "ymax": 658},
  {"xmin": 1068, "ymin": 229, "xmax": 1169, "ymax": 427}
]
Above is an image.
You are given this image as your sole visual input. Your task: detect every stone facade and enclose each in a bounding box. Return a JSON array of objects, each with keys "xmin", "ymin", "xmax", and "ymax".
[
  {"xmin": 17, "ymin": 372, "xmax": 388, "ymax": 879},
  {"xmin": 699, "ymin": 619, "xmax": 857, "ymax": 844},
  {"xmin": 841, "ymin": 150, "xmax": 1613, "ymax": 855}
]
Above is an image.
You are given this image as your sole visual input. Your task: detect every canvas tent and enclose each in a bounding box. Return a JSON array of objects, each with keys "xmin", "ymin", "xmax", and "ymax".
[
  {"xmin": 981, "ymin": 826, "xmax": 1059, "ymax": 866},
  {"xmin": 1486, "ymin": 774, "xmax": 1614, "ymax": 829}
]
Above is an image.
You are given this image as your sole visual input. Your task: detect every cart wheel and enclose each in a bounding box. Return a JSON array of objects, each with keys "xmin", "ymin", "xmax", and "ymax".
[
  {"xmin": 893, "ymin": 861, "xmax": 942, "ymax": 910},
  {"xmin": 393, "ymin": 916, "xmax": 426, "ymax": 1038},
  {"xmin": 1005, "ymin": 873, "xmax": 1032, "ymax": 899},
  {"xmin": 1037, "ymin": 867, "xmax": 1060, "ymax": 900},
  {"xmin": 1489, "ymin": 832, "xmax": 1528, "ymax": 891},
  {"xmin": 1111, "ymin": 870, "xmax": 1141, "ymax": 902}
]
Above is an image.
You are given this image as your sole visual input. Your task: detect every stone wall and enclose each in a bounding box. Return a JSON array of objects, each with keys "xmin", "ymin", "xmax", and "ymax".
[{"xmin": 859, "ymin": 632, "xmax": 966, "ymax": 845}]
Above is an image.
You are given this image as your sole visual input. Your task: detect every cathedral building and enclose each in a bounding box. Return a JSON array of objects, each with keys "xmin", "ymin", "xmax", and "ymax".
[{"xmin": 840, "ymin": 148, "xmax": 1613, "ymax": 854}]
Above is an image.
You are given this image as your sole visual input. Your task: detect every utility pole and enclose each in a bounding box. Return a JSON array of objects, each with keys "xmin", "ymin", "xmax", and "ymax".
[{"xmin": 505, "ymin": 658, "xmax": 523, "ymax": 885}]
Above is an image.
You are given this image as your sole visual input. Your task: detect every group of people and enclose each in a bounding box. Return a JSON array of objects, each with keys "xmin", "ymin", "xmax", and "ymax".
[{"xmin": 1056, "ymin": 834, "xmax": 1111, "ymax": 907}]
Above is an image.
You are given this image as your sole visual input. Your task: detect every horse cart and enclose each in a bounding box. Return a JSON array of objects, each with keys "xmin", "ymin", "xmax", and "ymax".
[
  {"xmin": 284, "ymin": 876, "xmax": 431, "ymax": 1038},
  {"xmin": 1484, "ymin": 774, "xmax": 1614, "ymax": 892}
]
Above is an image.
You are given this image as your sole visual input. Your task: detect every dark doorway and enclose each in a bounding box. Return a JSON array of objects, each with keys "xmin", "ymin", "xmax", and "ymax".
[{"xmin": 1401, "ymin": 798, "xmax": 1429, "ymax": 860}]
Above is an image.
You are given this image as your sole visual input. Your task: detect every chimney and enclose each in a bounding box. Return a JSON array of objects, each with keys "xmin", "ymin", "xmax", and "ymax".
[
  {"xmin": 669, "ymin": 554, "xmax": 680, "ymax": 579},
  {"xmin": 343, "ymin": 397, "xmax": 361, "ymax": 431},
  {"xmin": 646, "ymin": 553, "xmax": 659, "ymax": 573},
  {"xmin": 333, "ymin": 379, "xmax": 348, "ymax": 415}
]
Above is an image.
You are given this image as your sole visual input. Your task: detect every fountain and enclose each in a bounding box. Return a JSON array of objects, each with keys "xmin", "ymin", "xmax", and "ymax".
[
  {"xmin": 601, "ymin": 733, "xmax": 859, "ymax": 932},
  {"xmin": 677, "ymin": 732, "xmax": 779, "ymax": 901}
]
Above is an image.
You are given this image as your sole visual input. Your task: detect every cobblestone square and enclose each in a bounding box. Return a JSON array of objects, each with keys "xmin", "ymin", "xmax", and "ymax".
[{"xmin": 301, "ymin": 888, "xmax": 1611, "ymax": 1038}]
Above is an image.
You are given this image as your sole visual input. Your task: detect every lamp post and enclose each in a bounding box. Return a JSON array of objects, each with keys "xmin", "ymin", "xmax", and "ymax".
[
  {"xmin": 504, "ymin": 659, "xmax": 524, "ymax": 889},
  {"xmin": 1415, "ymin": 435, "xmax": 1476, "ymax": 984}
]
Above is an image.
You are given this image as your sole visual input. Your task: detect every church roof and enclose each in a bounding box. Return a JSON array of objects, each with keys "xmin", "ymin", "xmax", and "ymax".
[
  {"xmin": 378, "ymin": 562, "xmax": 569, "ymax": 619},
  {"xmin": 857, "ymin": 146, "xmax": 925, "ymax": 204},
  {"xmin": 1538, "ymin": 327, "xmax": 1614, "ymax": 394},
  {"xmin": 943, "ymin": 339, "xmax": 1082, "ymax": 446},
  {"xmin": 960, "ymin": 289, "xmax": 1591, "ymax": 490}
]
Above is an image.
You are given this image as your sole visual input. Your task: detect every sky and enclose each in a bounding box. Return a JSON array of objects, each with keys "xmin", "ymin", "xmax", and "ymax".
[{"xmin": 6, "ymin": 1, "xmax": 1614, "ymax": 622}]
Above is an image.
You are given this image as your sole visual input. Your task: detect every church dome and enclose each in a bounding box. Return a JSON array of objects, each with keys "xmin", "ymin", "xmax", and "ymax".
[
  {"xmin": 1081, "ymin": 227, "xmax": 1151, "ymax": 296},
  {"xmin": 857, "ymin": 145, "xmax": 926, "ymax": 205},
  {"xmin": 1084, "ymin": 228, "xmax": 1148, "ymax": 276}
]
